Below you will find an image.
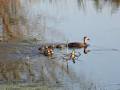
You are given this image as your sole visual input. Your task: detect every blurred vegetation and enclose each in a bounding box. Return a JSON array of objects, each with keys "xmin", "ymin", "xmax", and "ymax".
[
  {"xmin": 77, "ymin": 0, "xmax": 120, "ymax": 13},
  {"xmin": 0, "ymin": 0, "xmax": 28, "ymax": 41},
  {"xmin": 0, "ymin": 0, "xmax": 120, "ymax": 41}
]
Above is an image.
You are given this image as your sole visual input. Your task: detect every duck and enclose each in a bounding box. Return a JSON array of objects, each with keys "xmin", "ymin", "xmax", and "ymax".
[{"xmin": 68, "ymin": 36, "xmax": 90, "ymax": 48}]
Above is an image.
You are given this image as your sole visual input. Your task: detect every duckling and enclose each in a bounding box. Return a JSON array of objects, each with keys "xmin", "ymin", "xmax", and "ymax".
[
  {"xmin": 70, "ymin": 49, "xmax": 76, "ymax": 60},
  {"xmin": 44, "ymin": 47, "xmax": 54, "ymax": 56},
  {"xmin": 38, "ymin": 45, "xmax": 48, "ymax": 53},
  {"xmin": 38, "ymin": 45, "xmax": 54, "ymax": 56},
  {"xmin": 48, "ymin": 44, "xmax": 55, "ymax": 49},
  {"xmin": 56, "ymin": 44, "xmax": 66, "ymax": 49},
  {"xmin": 68, "ymin": 36, "xmax": 90, "ymax": 48},
  {"xmin": 62, "ymin": 49, "xmax": 81, "ymax": 63}
]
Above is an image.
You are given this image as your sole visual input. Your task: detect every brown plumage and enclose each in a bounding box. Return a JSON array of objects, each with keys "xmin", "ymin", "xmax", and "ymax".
[
  {"xmin": 68, "ymin": 36, "xmax": 90, "ymax": 48},
  {"xmin": 38, "ymin": 45, "xmax": 54, "ymax": 56},
  {"xmin": 56, "ymin": 44, "xmax": 66, "ymax": 49}
]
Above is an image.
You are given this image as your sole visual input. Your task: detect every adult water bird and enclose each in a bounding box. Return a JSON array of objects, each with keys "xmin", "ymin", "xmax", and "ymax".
[{"xmin": 68, "ymin": 36, "xmax": 90, "ymax": 48}]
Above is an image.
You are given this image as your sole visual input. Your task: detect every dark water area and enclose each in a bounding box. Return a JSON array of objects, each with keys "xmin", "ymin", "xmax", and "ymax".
[{"xmin": 0, "ymin": 0, "xmax": 120, "ymax": 90}]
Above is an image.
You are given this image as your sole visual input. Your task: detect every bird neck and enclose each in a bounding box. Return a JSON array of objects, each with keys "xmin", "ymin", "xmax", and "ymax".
[{"xmin": 83, "ymin": 38, "xmax": 86, "ymax": 44}]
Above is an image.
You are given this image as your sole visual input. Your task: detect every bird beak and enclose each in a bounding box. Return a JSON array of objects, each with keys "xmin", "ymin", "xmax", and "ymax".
[{"xmin": 87, "ymin": 38, "xmax": 90, "ymax": 40}]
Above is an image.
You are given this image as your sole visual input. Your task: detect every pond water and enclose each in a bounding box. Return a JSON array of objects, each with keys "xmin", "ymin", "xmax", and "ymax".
[{"xmin": 0, "ymin": 0, "xmax": 120, "ymax": 90}]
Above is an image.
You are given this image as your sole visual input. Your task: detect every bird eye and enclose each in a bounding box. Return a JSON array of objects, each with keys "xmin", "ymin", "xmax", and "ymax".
[{"xmin": 87, "ymin": 38, "xmax": 90, "ymax": 40}]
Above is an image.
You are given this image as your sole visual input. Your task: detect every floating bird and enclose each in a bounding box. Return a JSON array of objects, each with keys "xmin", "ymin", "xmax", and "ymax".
[
  {"xmin": 44, "ymin": 47, "xmax": 54, "ymax": 56},
  {"xmin": 68, "ymin": 36, "xmax": 90, "ymax": 48},
  {"xmin": 39, "ymin": 45, "xmax": 54, "ymax": 56}
]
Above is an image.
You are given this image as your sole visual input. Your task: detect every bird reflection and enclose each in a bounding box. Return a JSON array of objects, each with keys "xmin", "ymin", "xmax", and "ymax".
[
  {"xmin": 83, "ymin": 46, "xmax": 91, "ymax": 54},
  {"xmin": 62, "ymin": 46, "xmax": 90, "ymax": 63},
  {"xmin": 62, "ymin": 49, "xmax": 81, "ymax": 64}
]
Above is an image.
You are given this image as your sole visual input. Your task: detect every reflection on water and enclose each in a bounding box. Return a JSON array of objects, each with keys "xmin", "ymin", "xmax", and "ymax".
[
  {"xmin": 0, "ymin": 0, "xmax": 120, "ymax": 90},
  {"xmin": 0, "ymin": 0, "xmax": 120, "ymax": 41},
  {"xmin": 0, "ymin": 59, "xmax": 34, "ymax": 81},
  {"xmin": 0, "ymin": 0, "xmax": 25, "ymax": 40},
  {"xmin": 0, "ymin": 42, "xmax": 96, "ymax": 90},
  {"xmin": 0, "ymin": 41, "xmax": 97, "ymax": 89},
  {"xmin": 92, "ymin": 0, "xmax": 120, "ymax": 13}
]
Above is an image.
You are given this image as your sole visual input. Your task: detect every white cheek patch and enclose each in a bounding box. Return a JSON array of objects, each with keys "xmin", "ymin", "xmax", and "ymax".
[{"xmin": 85, "ymin": 37, "xmax": 89, "ymax": 43}]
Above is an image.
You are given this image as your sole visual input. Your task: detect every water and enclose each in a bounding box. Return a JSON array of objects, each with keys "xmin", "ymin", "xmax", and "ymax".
[{"xmin": 0, "ymin": 0, "xmax": 120, "ymax": 90}]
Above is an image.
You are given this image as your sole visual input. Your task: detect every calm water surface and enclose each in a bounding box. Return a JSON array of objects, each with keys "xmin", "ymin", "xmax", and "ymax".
[{"xmin": 0, "ymin": 0, "xmax": 120, "ymax": 90}]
